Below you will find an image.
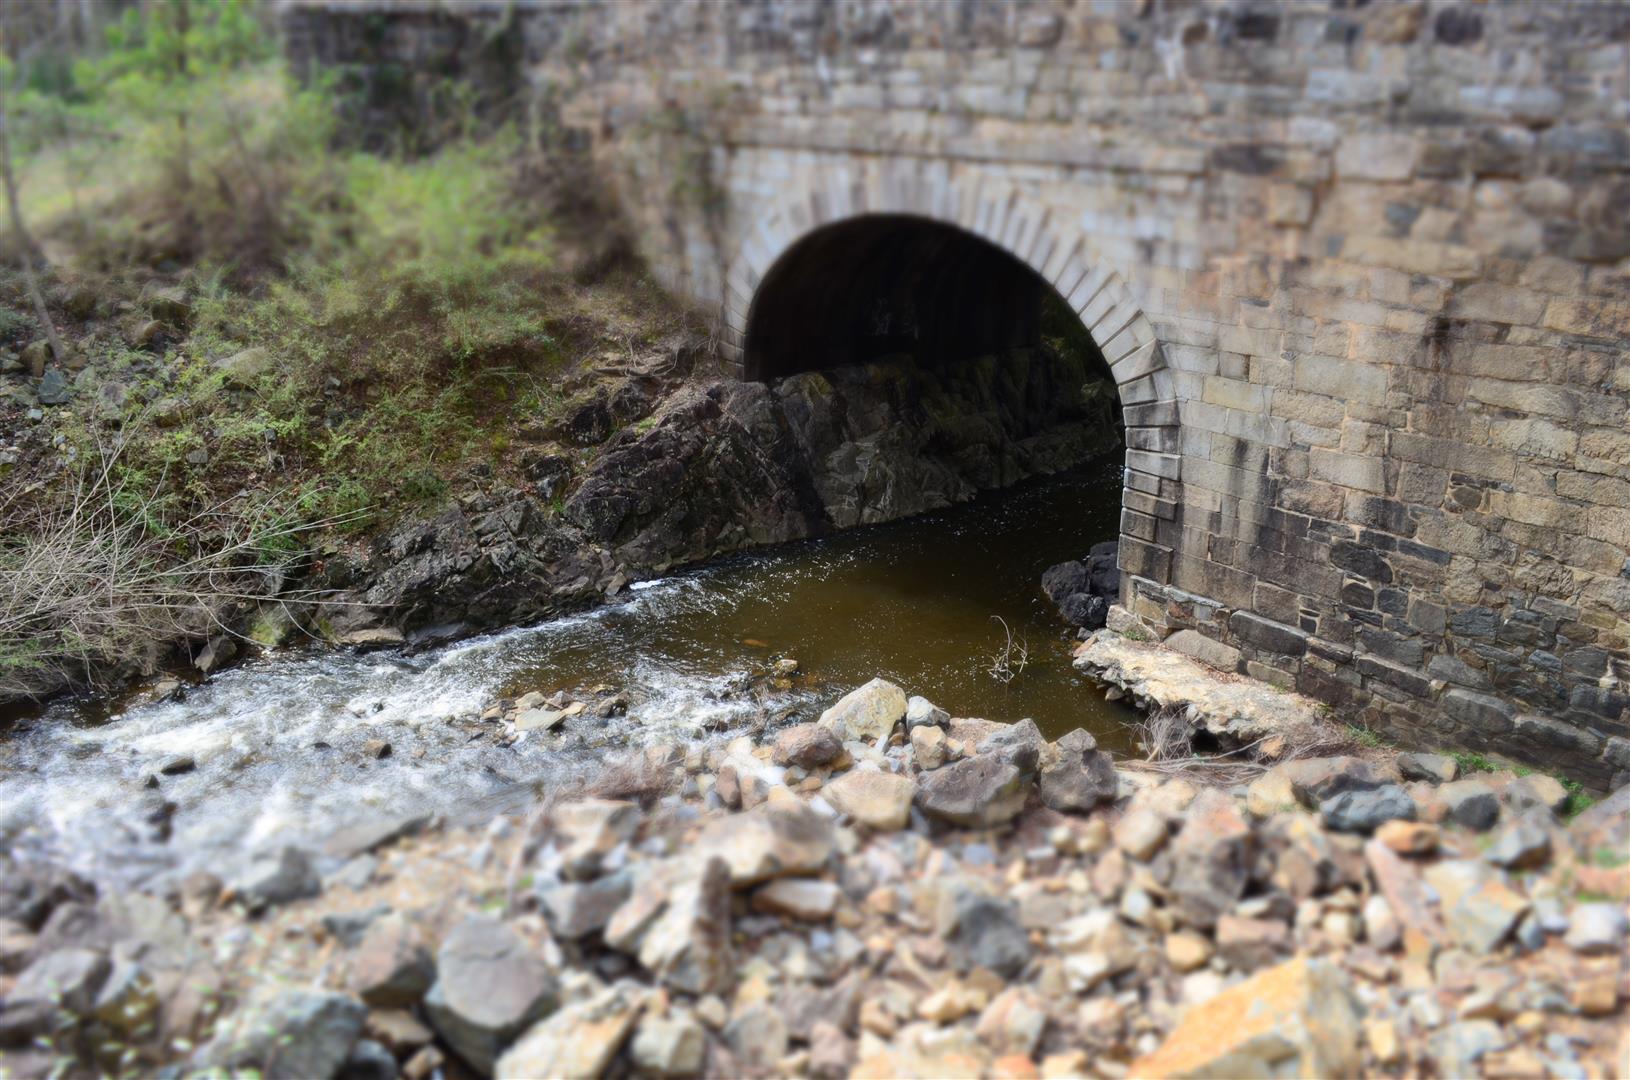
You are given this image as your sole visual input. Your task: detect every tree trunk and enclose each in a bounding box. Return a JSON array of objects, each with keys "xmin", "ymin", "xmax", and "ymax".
[{"xmin": 0, "ymin": 76, "xmax": 67, "ymax": 367}]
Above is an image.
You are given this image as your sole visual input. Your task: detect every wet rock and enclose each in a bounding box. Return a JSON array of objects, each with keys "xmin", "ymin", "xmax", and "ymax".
[
  {"xmin": 825, "ymin": 768, "xmax": 914, "ymax": 831},
  {"xmin": 905, "ymin": 695, "xmax": 949, "ymax": 729},
  {"xmin": 1504, "ymin": 774, "xmax": 1568, "ymax": 817},
  {"xmin": 951, "ymin": 891, "xmax": 1032, "ymax": 978},
  {"xmin": 631, "ymin": 1013, "xmax": 707, "ymax": 1077},
  {"xmin": 1440, "ymin": 780, "xmax": 1501, "ymax": 831},
  {"xmin": 752, "ymin": 878, "xmax": 840, "ymax": 920},
  {"xmin": 695, "ymin": 800, "xmax": 834, "ymax": 885},
  {"xmin": 1058, "ymin": 593, "xmax": 1110, "ymax": 629},
  {"xmin": 1168, "ymin": 789, "xmax": 1253, "ymax": 929},
  {"xmin": 235, "ymin": 846, "xmax": 322, "ymax": 912},
  {"xmin": 8, "ymin": 947, "xmax": 109, "ymax": 1016},
  {"xmin": 772, "ymin": 723, "xmax": 841, "ymax": 768},
  {"xmin": 553, "ymin": 798, "xmax": 640, "ymax": 881},
  {"xmin": 818, "ymin": 678, "xmax": 908, "ymax": 743},
  {"xmin": 1130, "ymin": 957, "xmax": 1361, "ymax": 1078},
  {"xmin": 195, "ymin": 989, "xmax": 366, "ymax": 1080},
  {"xmin": 1485, "ymin": 813, "xmax": 1553, "ymax": 870},
  {"xmin": 495, "ymin": 984, "xmax": 645, "ymax": 1080},
  {"xmin": 1320, "ymin": 783, "xmax": 1416, "ymax": 833},
  {"xmin": 1040, "ymin": 561, "xmax": 1089, "ymax": 603},
  {"xmin": 423, "ymin": 915, "xmax": 557, "ymax": 1075},
  {"xmin": 348, "ymin": 914, "xmax": 434, "ymax": 1007},
  {"xmin": 911, "ymin": 724, "xmax": 948, "ymax": 769},
  {"xmin": 1564, "ymin": 902, "xmax": 1627, "ymax": 954},
  {"xmin": 1397, "ymin": 752, "xmax": 1459, "ymax": 784},
  {"xmin": 915, "ymin": 755, "xmax": 1029, "ymax": 828},
  {"xmin": 541, "ymin": 872, "xmax": 633, "ymax": 940}
]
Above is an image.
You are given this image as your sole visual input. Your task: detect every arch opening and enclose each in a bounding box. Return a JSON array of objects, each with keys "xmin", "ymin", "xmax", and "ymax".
[
  {"xmin": 743, "ymin": 215, "xmax": 1076, "ymax": 381},
  {"xmin": 735, "ymin": 212, "xmax": 1150, "ymax": 627}
]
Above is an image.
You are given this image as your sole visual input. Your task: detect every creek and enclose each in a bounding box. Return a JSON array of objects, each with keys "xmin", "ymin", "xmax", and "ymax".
[{"xmin": 0, "ymin": 456, "xmax": 1135, "ymax": 888}]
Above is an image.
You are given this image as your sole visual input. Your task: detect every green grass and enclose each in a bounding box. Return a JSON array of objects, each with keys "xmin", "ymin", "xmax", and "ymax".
[
  {"xmin": 1560, "ymin": 777, "xmax": 1596, "ymax": 821},
  {"xmin": 1345, "ymin": 723, "xmax": 1393, "ymax": 750},
  {"xmin": 1451, "ymin": 750, "xmax": 1498, "ymax": 775}
]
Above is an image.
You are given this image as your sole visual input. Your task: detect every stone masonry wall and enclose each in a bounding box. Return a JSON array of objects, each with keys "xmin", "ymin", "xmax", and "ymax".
[{"xmin": 283, "ymin": 0, "xmax": 1630, "ymax": 788}]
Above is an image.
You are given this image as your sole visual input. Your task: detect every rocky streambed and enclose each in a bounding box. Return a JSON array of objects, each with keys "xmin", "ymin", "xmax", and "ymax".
[{"xmin": 2, "ymin": 673, "xmax": 1627, "ymax": 1079}]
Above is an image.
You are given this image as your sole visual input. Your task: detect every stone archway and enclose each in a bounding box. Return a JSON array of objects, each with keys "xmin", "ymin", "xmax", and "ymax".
[{"xmin": 719, "ymin": 170, "xmax": 1181, "ymax": 590}]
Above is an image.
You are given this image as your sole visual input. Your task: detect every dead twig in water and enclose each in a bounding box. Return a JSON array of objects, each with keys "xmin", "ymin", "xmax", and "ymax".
[{"xmin": 986, "ymin": 616, "xmax": 1030, "ymax": 685}]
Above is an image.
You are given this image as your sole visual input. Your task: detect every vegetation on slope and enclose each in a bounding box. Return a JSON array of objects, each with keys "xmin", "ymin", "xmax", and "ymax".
[{"xmin": 0, "ymin": 1, "xmax": 701, "ymax": 698}]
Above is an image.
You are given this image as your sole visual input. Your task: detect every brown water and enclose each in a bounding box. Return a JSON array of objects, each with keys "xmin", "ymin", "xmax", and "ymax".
[
  {"xmin": 1, "ymin": 454, "xmax": 1135, "ymax": 885},
  {"xmin": 495, "ymin": 452, "xmax": 1139, "ymax": 750}
]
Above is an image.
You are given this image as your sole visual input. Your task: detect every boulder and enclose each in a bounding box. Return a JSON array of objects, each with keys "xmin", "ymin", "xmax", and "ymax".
[
  {"xmin": 194, "ymin": 989, "xmax": 366, "ymax": 1080},
  {"xmin": 1038, "ymin": 728, "xmax": 1118, "ymax": 812},
  {"xmin": 552, "ymin": 798, "xmax": 640, "ymax": 881},
  {"xmin": 911, "ymin": 725, "xmax": 948, "ymax": 769},
  {"xmin": 905, "ymin": 695, "xmax": 950, "ymax": 729},
  {"xmin": 1503, "ymin": 774, "xmax": 1568, "ymax": 817},
  {"xmin": 1320, "ymin": 784, "xmax": 1416, "ymax": 833},
  {"xmin": 824, "ymin": 769, "xmax": 914, "ymax": 831},
  {"xmin": 1440, "ymin": 780, "xmax": 1501, "ymax": 831},
  {"xmin": 1396, "ymin": 752, "xmax": 1459, "ymax": 784},
  {"xmin": 540, "ymin": 872, "xmax": 633, "ymax": 940},
  {"xmin": 423, "ymin": 915, "xmax": 556, "ymax": 1074},
  {"xmin": 694, "ymin": 800, "xmax": 834, "ymax": 885},
  {"xmin": 1130, "ymin": 957, "xmax": 1361, "ymax": 1078},
  {"xmin": 348, "ymin": 914, "xmax": 434, "ymax": 1007},
  {"xmin": 1564, "ymin": 902, "xmax": 1627, "ymax": 955},
  {"xmin": 7, "ymin": 947, "xmax": 109, "ymax": 1017},
  {"xmin": 818, "ymin": 678, "xmax": 908, "ymax": 743},
  {"xmin": 234, "ymin": 847, "xmax": 321, "ymax": 913},
  {"xmin": 1422, "ymin": 860, "xmax": 1528, "ymax": 954},
  {"xmin": 1168, "ymin": 789, "xmax": 1253, "ymax": 929},
  {"xmin": 1058, "ymin": 593, "xmax": 1109, "ymax": 629},
  {"xmin": 495, "ymin": 984, "xmax": 645, "ymax": 1080},
  {"xmin": 1485, "ymin": 812, "xmax": 1552, "ymax": 870},
  {"xmin": 1278, "ymin": 757, "xmax": 1385, "ymax": 807},
  {"xmin": 624, "ymin": 856, "xmax": 734, "ymax": 995},
  {"xmin": 951, "ymin": 891, "xmax": 1032, "ymax": 978},
  {"xmin": 1040, "ymin": 561, "xmax": 1089, "ymax": 603},
  {"xmin": 752, "ymin": 878, "xmax": 840, "ymax": 921},
  {"xmin": 914, "ymin": 756, "xmax": 1029, "ymax": 828},
  {"xmin": 724, "ymin": 1003, "xmax": 789, "ymax": 1072},
  {"xmin": 631, "ymin": 1013, "xmax": 707, "ymax": 1077},
  {"xmin": 772, "ymin": 723, "xmax": 842, "ymax": 769},
  {"xmin": 978, "ymin": 718, "xmax": 1047, "ymax": 775}
]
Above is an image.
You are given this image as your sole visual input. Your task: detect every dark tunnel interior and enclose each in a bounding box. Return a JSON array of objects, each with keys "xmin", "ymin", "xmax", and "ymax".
[{"xmin": 743, "ymin": 215, "xmax": 1108, "ymax": 383}]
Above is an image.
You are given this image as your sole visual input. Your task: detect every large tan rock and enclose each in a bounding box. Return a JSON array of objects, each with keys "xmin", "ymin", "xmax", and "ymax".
[
  {"xmin": 496, "ymin": 984, "xmax": 646, "ymax": 1080},
  {"xmin": 1130, "ymin": 956, "xmax": 1361, "ymax": 1078},
  {"xmin": 825, "ymin": 769, "xmax": 914, "ymax": 831},
  {"xmin": 818, "ymin": 678, "xmax": 908, "ymax": 743}
]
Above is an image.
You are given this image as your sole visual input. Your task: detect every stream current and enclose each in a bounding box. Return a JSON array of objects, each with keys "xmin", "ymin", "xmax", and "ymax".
[{"xmin": 0, "ymin": 456, "xmax": 1136, "ymax": 887}]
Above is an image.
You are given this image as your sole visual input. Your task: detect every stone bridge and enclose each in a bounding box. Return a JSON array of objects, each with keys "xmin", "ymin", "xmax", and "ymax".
[{"xmin": 285, "ymin": 0, "xmax": 1630, "ymax": 788}]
